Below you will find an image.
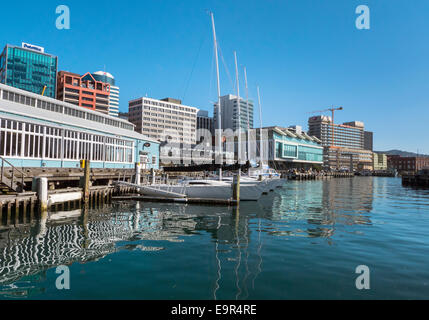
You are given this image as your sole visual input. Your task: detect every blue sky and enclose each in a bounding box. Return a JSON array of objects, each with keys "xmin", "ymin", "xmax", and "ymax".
[{"xmin": 1, "ymin": 0, "xmax": 428, "ymax": 153}]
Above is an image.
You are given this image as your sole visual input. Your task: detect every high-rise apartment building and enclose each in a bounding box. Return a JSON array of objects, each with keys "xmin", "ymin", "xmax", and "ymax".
[
  {"xmin": 92, "ymin": 71, "xmax": 119, "ymax": 117},
  {"xmin": 364, "ymin": 131, "xmax": 373, "ymax": 151},
  {"xmin": 213, "ymin": 94, "xmax": 253, "ymax": 132},
  {"xmin": 308, "ymin": 116, "xmax": 373, "ymax": 171},
  {"xmin": 197, "ymin": 110, "xmax": 214, "ymax": 136},
  {"xmin": 128, "ymin": 96, "xmax": 198, "ymax": 144},
  {"xmin": 308, "ymin": 116, "xmax": 365, "ymax": 149},
  {"xmin": 56, "ymin": 71, "xmax": 110, "ymax": 115},
  {"xmin": 0, "ymin": 43, "xmax": 58, "ymax": 98}
]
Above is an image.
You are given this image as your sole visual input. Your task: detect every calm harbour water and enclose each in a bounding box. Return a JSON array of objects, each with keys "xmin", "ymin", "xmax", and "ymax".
[{"xmin": 0, "ymin": 177, "xmax": 429, "ymax": 300}]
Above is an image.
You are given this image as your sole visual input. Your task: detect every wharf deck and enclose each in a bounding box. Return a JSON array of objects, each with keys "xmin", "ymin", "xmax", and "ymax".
[{"xmin": 113, "ymin": 195, "xmax": 238, "ymax": 206}]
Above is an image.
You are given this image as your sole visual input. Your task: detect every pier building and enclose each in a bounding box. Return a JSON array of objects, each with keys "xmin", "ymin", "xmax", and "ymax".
[
  {"xmin": 0, "ymin": 83, "xmax": 159, "ymax": 169},
  {"xmin": 257, "ymin": 126, "xmax": 324, "ymax": 170}
]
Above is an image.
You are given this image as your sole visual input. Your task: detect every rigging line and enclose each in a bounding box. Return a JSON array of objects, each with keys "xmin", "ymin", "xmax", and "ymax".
[
  {"xmin": 182, "ymin": 33, "xmax": 207, "ymax": 103},
  {"xmin": 217, "ymin": 42, "xmax": 235, "ymax": 92}
]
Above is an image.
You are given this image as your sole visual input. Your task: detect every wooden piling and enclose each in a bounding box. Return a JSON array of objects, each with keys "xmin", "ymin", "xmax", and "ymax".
[
  {"xmin": 6, "ymin": 202, "xmax": 11, "ymax": 225},
  {"xmin": 83, "ymin": 160, "xmax": 91, "ymax": 205},
  {"xmin": 22, "ymin": 200, "xmax": 27, "ymax": 224},
  {"xmin": 233, "ymin": 175, "xmax": 240, "ymax": 203}
]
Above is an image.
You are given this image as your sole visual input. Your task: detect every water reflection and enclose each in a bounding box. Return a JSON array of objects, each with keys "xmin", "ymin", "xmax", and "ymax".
[{"xmin": 0, "ymin": 178, "xmax": 386, "ymax": 299}]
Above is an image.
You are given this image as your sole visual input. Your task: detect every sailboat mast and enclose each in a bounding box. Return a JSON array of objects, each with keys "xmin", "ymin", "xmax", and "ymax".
[
  {"xmin": 257, "ymin": 86, "xmax": 263, "ymax": 165},
  {"xmin": 210, "ymin": 12, "xmax": 223, "ymax": 181},
  {"xmin": 234, "ymin": 51, "xmax": 242, "ymax": 170},
  {"xmin": 244, "ymin": 67, "xmax": 251, "ymax": 170}
]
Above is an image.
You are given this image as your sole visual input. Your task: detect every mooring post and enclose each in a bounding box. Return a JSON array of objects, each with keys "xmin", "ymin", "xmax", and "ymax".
[
  {"xmin": 135, "ymin": 163, "xmax": 142, "ymax": 186},
  {"xmin": 83, "ymin": 160, "xmax": 91, "ymax": 204},
  {"xmin": 15, "ymin": 199, "xmax": 20, "ymax": 224},
  {"xmin": 151, "ymin": 168, "xmax": 155, "ymax": 185},
  {"xmin": 36, "ymin": 177, "xmax": 48, "ymax": 213},
  {"xmin": 233, "ymin": 174, "xmax": 240, "ymax": 203}
]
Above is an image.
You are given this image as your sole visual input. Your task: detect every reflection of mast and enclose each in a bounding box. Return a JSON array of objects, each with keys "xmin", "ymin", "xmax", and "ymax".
[
  {"xmin": 252, "ymin": 217, "xmax": 263, "ymax": 289},
  {"xmin": 234, "ymin": 206, "xmax": 242, "ymax": 300},
  {"xmin": 242, "ymin": 213, "xmax": 250, "ymax": 299},
  {"xmin": 213, "ymin": 216, "xmax": 222, "ymax": 300}
]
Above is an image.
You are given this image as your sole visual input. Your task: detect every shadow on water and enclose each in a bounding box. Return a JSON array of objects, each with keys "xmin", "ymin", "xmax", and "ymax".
[{"xmin": 0, "ymin": 177, "xmax": 428, "ymax": 299}]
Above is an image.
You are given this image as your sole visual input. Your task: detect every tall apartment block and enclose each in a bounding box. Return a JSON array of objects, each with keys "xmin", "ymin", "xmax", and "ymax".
[
  {"xmin": 128, "ymin": 97, "xmax": 198, "ymax": 144},
  {"xmin": 213, "ymin": 94, "xmax": 254, "ymax": 131},
  {"xmin": 364, "ymin": 131, "xmax": 373, "ymax": 151},
  {"xmin": 56, "ymin": 71, "xmax": 110, "ymax": 115},
  {"xmin": 0, "ymin": 43, "xmax": 58, "ymax": 98},
  {"xmin": 308, "ymin": 116, "xmax": 373, "ymax": 171},
  {"xmin": 197, "ymin": 110, "xmax": 214, "ymax": 136},
  {"xmin": 92, "ymin": 71, "xmax": 119, "ymax": 117}
]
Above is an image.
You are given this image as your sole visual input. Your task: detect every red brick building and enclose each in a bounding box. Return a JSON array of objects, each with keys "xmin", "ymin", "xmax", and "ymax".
[
  {"xmin": 57, "ymin": 71, "xmax": 110, "ymax": 114},
  {"xmin": 387, "ymin": 155, "xmax": 429, "ymax": 173}
]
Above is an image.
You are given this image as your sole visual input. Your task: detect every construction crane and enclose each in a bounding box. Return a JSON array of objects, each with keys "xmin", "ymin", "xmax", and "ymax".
[
  {"xmin": 308, "ymin": 106, "xmax": 343, "ymax": 147},
  {"xmin": 41, "ymin": 85, "xmax": 47, "ymax": 96}
]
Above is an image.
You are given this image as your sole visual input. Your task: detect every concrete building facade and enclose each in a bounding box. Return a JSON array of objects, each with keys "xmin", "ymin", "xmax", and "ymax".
[
  {"xmin": 92, "ymin": 71, "xmax": 119, "ymax": 117},
  {"xmin": 128, "ymin": 96, "xmax": 198, "ymax": 144},
  {"xmin": 308, "ymin": 116, "xmax": 373, "ymax": 171},
  {"xmin": 373, "ymin": 153, "xmax": 388, "ymax": 171},
  {"xmin": 196, "ymin": 110, "xmax": 214, "ymax": 137},
  {"xmin": 56, "ymin": 71, "xmax": 110, "ymax": 115}
]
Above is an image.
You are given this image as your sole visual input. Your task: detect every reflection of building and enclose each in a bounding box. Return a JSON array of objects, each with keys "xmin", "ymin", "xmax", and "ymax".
[
  {"xmin": 387, "ymin": 155, "xmax": 429, "ymax": 173},
  {"xmin": 308, "ymin": 116, "xmax": 373, "ymax": 171},
  {"xmin": 0, "ymin": 43, "xmax": 58, "ymax": 98},
  {"xmin": 128, "ymin": 96, "xmax": 198, "ymax": 144},
  {"xmin": 373, "ymin": 153, "xmax": 388, "ymax": 171},
  {"xmin": 0, "ymin": 206, "xmax": 194, "ymax": 287},
  {"xmin": 260, "ymin": 126, "xmax": 323, "ymax": 170},
  {"xmin": 56, "ymin": 71, "xmax": 110, "ymax": 115},
  {"xmin": 214, "ymin": 94, "xmax": 254, "ymax": 131}
]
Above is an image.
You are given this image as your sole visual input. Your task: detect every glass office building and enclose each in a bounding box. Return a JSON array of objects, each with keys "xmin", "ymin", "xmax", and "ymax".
[{"xmin": 0, "ymin": 44, "xmax": 58, "ymax": 98}]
